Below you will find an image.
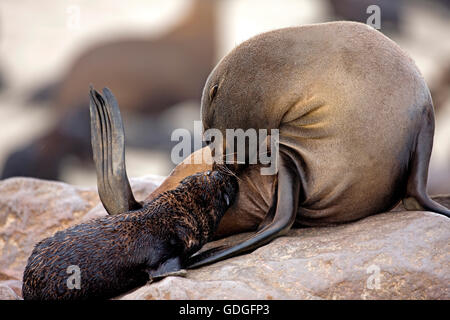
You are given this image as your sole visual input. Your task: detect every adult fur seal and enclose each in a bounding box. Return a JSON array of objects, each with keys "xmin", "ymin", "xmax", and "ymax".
[
  {"xmin": 21, "ymin": 88, "xmax": 238, "ymax": 300},
  {"xmin": 145, "ymin": 22, "xmax": 450, "ymax": 268}
]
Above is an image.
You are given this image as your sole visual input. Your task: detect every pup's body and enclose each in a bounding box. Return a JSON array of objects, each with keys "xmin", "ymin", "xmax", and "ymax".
[{"xmin": 22, "ymin": 169, "xmax": 238, "ymax": 300}]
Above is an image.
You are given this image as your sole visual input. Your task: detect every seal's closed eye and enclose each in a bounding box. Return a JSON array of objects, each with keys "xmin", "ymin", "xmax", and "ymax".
[{"xmin": 209, "ymin": 84, "xmax": 218, "ymax": 101}]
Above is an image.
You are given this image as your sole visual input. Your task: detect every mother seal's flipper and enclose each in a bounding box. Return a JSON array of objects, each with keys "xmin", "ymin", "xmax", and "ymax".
[
  {"xmin": 89, "ymin": 86, "xmax": 141, "ymax": 215},
  {"xmin": 402, "ymin": 104, "xmax": 450, "ymax": 217},
  {"xmin": 187, "ymin": 153, "xmax": 300, "ymax": 269}
]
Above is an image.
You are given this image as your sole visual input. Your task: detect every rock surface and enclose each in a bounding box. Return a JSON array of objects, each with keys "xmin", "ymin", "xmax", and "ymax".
[
  {"xmin": 122, "ymin": 210, "xmax": 450, "ymax": 300},
  {"xmin": 0, "ymin": 177, "xmax": 448, "ymax": 300}
]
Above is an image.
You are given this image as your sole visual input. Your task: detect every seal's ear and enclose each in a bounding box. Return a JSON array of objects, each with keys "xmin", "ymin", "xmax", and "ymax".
[{"xmin": 89, "ymin": 86, "xmax": 142, "ymax": 215}]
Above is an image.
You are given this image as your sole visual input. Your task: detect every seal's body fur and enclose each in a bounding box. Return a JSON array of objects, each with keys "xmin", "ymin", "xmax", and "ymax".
[{"xmin": 201, "ymin": 21, "xmax": 442, "ymax": 226}]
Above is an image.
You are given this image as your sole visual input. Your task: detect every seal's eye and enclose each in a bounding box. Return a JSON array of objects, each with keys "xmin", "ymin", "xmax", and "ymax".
[
  {"xmin": 209, "ymin": 84, "xmax": 218, "ymax": 101},
  {"xmin": 224, "ymin": 193, "xmax": 230, "ymax": 206}
]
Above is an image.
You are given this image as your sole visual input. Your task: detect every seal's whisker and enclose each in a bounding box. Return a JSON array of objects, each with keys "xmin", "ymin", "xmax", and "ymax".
[
  {"xmin": 219, "ymin": 151, "xmax": 238, "ymax": 159},
  {"xmin": 219, "ymin": 165, "xmax": 242, "ymax": 182},
  {"xmin": 212, "ymin": 162, "xmax": 242, "ymax": 182}
]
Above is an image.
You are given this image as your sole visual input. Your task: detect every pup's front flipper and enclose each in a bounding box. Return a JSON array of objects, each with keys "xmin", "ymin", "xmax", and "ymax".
[
  {"xmin": 147, "ymin": 257, "xmax": 187, "ymax": 283},
  {"xmin": 89, "ymin": 87, "xmax": 141, "ymax": 215}
]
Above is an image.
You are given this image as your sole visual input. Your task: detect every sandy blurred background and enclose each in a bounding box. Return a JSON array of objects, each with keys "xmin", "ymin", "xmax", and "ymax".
[{"xmin": 0, "ymin": 0, "xmax": 449, "ymax": 193}]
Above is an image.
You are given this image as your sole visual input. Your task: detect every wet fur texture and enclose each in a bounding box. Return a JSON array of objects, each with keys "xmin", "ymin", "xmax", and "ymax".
[{"xmin": 22, "ymin": 168, "xmax": 238, "ymax": 300}]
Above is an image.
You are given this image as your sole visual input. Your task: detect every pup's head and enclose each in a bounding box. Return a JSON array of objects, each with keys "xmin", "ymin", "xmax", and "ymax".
[{"xmin": 180, "ymin": 162, "xmax": 239, "ymax": 216}]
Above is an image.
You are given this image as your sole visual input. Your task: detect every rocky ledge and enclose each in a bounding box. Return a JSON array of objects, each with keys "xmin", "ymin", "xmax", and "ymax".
[{"xmin": 0, "ymin": 177, "xmax": 448, "ymax": 300}]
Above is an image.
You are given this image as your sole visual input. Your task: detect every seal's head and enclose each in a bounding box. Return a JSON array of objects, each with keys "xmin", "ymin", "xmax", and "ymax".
[
  {"xmin": 201, "ymin": 30, "xmax": 295, "ymax": 134},
  {"xmin": 200, "ymin": 30, "xmax": 294, "ymax": 169}
]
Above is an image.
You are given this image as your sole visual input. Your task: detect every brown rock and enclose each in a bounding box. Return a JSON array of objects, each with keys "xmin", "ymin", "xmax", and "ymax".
[
  {"xmin": 121, "ymin": 210, "xmax": 450, "ymax": 300},
  {"xmin": 0, "ymin": 176, "xmax": 160, "ymax": 284},
  {"xmin": 0, "ymin": 283, "xmax": 21, "ymax": 300},
  {"xmin": 0, "ymin": 280, "xmax": 22, "ymax": 300},
  {"xmin": 0, "ymin": 176, "xmax": 448, "ymax": 299}
]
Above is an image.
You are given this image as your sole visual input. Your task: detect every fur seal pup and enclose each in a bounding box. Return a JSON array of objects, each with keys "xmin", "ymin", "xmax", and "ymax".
[
  {"xmin": 145, "ymin": 22, "xmax": 450, "ymax": 268},
  {"xmin": 21, "ymin": 88, "xmax": 238, "ymax": 300}
]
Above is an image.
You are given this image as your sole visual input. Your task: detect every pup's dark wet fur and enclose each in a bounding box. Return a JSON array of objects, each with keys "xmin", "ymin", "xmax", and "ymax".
[{"xmin": 22, "ymin": 166, "xmax": 238, "ymax": 300}]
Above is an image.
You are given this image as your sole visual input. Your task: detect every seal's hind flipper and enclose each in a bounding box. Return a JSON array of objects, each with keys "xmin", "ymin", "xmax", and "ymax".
[
  {"xmin": 148, "ymin": 269, "xmax": 187, "ymax": 284},
  {"xmin": 147, "ymin": 256, "xmax": 186, "ymax": 283},
  {"xmin": 89, "ymin": 86, "xmax": 141, "ymax": 215},
  {"xmin": 402, "ymin": 104, "xmax": 450, "ymax": 217},
  {"xmin": 187, "ymin": 245, "xmax": 229, "ymax": 266}
]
